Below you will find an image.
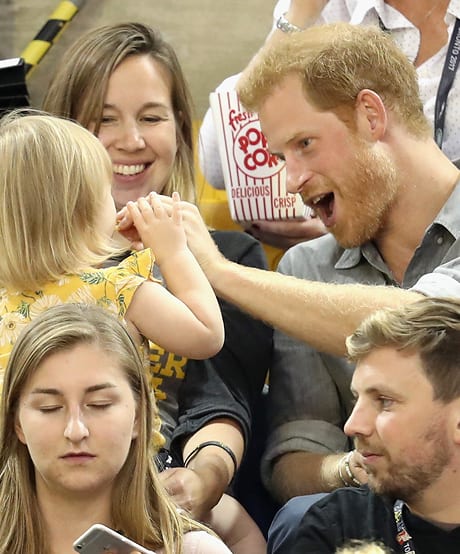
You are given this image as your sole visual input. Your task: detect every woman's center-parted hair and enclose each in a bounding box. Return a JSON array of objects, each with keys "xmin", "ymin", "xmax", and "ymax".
[
  {"xmin": 0, "ymin": 110, "xmax": 118, "ymax": 290},
  {"xmin": 42, "ymin": 22, "xmax": 196, "ymax": 204}
]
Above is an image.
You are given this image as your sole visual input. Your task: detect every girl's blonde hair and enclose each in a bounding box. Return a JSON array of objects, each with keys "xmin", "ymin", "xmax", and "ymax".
[
  {"xmin": 0, "ymin": 111, "xmax": 121, "ymax": 290},
  {"xmin": 43, "ymin": 22, "xmax": 196, "ymax": 203},
  {"xmin": 0, "ymin": 303, "xmax": 212, "ymax": 554},
  {"xmin": 0, "ymin": 111, "xmax": 119, "ymax": 290}
]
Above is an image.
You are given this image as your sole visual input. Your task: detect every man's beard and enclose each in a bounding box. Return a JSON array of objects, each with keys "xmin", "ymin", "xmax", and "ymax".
[
  {"xmin": 357, "ymin": 419, "xmax": 452, "ymax": 504},
  {"xmin": 329, "ymin": 140, "xmax": 399, "ymax": 249}
]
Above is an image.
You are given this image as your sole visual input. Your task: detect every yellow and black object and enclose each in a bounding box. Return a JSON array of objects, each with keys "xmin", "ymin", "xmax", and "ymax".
[
  {"xmin": 0, "ymin": 0, "xmax": 86, "ymax": 116},
  {"xmin": 20, "ymin": 0, "xmax": 86, "ymax": 76}
]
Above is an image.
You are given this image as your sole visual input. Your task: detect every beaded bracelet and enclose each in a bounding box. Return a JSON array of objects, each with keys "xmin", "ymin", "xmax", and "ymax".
[
  {"xmin": 338, "ymin": 452, "xmax": 361, "ymax": 487},
  {"xmin": 337, "ymin": 454, "xmax": 350, "ymax": 487},
  {"xmin": 344, "ymin": 451, "xmax": 362, "ymax": 487},
  {"xmin": 183, "ymin": 441, "xmax": 238, "ymax": 483}
]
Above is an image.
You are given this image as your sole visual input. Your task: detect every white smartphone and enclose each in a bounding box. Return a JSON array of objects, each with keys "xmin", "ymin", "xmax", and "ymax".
[{"xmin": 73, "ymin": 523, "xmax": 156, "ymax": 554}]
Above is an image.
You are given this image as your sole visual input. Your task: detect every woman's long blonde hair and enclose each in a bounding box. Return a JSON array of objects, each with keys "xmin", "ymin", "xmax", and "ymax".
[{"xmin": 0, "ymin": 303, "xmax": 212, "ymax": 554}]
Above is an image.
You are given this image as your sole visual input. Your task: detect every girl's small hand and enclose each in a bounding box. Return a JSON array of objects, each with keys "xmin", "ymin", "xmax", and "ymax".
[
  {"xmin": 116, "ymin": 205, "xmax": 129, "ymax": 229},
  {"xmin": 126, "ymin": 191, "xmax": 187, "ymax": 265}
]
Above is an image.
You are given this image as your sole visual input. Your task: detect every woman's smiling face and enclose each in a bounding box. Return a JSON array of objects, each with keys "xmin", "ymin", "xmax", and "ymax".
[{"xmin": 94, "ymin": 54, "xmax": 179, "ymax": 210}]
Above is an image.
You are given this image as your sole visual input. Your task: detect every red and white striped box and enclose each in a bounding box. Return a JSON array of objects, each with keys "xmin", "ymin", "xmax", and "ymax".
[{"xmin": 210, "ymin": 90, "xmax": 309, "ymax": 222}]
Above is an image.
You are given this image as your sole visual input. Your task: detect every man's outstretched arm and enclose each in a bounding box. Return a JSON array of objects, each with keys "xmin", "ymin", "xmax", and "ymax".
[
  {"xmin": 204, "ymin": 258, "xmax": 421, "ymax": 356},
  {"xmin": 118, "ymin": 197, "xmax": 423, "ymax": 357}
]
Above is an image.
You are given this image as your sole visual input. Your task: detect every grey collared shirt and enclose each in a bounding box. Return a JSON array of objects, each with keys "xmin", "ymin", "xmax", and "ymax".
[{"xmin": 261, "ymin": 182, "xmax": 460, "ymax": 492}]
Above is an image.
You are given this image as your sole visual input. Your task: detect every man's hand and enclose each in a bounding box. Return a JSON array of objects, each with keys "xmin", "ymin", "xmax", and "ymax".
[
  {"xmin": 347, "ymin": 449, "xmax": 369, "ymax": 486},
  {"xmin": 155, "ymin": 195, "xmax": 227, "ymax": 278}
]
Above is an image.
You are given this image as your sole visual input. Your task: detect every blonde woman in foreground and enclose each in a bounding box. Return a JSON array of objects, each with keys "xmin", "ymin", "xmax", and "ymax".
[
  {"xmin": 0, "ymin": 303, "xmax": 230, "ymax": 554},
  {"xmin": 336, "ymin": 541, "xmax": 389, "ymax": 554}
]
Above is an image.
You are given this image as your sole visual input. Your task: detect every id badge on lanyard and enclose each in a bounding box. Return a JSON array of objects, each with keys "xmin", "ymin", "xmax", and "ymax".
[
  {"xmin": 394, "ymin": 499, "xmax": 416, "ymax": 554},
  {"xmin": 434, "ymin": 18, "xmax": 460, "ymax": 148},
  {"xmin": 378, "ymin": 16, "xmax": 460, "ymax": 149}
]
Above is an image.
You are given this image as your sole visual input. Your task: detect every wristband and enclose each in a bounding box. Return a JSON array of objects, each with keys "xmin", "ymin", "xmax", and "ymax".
[
  {"xmin": 183, "ymin": 441, "xmax": 238, "ymax": 483},
  {"xmin": 276, "ymin": 13, "xmax": 303, "ymax": 34}
]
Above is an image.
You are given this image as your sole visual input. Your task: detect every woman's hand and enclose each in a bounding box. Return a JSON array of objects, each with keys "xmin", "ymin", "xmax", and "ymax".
[
  {"xmin": 159, "ymin": 466, "xmax": 222, "ymax": 519},
  {"xmin": 273, "ymin": 0, "xmax": 329, "ymax": 34},
  {"xmin": 116, "ymin": 205, "xmax": 144, "ymax": 251},
  {"xmin": 244, "ymin": 216, "xmax": 326, "ymax": 249}
]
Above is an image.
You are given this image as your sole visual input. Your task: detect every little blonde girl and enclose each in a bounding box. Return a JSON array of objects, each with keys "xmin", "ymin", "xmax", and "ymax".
[{"xmin": 0, "ymin": 111, "xmax": 224, "ymax": 386}]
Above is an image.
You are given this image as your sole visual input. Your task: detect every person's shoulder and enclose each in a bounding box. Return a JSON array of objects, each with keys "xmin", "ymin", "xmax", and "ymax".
[
  {"xmin": 315, "ymin": 485, "xmax": 372, "ymax": 504},
  {"xmin": 294, "ymin": 488, "xmax": 396, "ymax": 553},
  {"xmin": 278, "ymin": 233, "xmax": 345, "ymax": 273},
  {"xmin": 103, "ymin": 248, "xmax": 152, "ymax": 269},
  {"xmin": 286, "ymin": 232, "xmax": 341, "ymax": 256},
  {"xmin": 181, "ymin": 530, "xmax": 231, "ymax": 553},
  {"xmin": 308, "ymin": 487, "xmax": 391, "ymax": 519},
  {"xmin": 101, "ymin": 248, "xmax": 154, "ymax": 278}
]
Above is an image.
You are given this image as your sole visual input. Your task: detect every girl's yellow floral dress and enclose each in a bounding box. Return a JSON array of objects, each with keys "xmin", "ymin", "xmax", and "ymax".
[{"xmin": 0, "ymin": 249, "xmax": 154, "ymax": 392}]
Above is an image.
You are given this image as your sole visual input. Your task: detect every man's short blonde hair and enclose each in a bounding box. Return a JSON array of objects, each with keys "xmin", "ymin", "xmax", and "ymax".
[
  {"xmin": 237, "ymin": 23, "xmax": 431, "ymax": 137},
  {"xmin": 346, "ymin": 297, "xmax": 460, "ymax": 402}
]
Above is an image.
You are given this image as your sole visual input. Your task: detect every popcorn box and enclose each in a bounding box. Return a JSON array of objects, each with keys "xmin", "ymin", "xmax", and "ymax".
[{"xmin": 210, "ymin": 90, "xmax": 309, "ymax": 222}]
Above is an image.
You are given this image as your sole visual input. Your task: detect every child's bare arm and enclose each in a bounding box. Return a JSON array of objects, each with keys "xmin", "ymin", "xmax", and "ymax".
[{"xmin": 125, "ymin": 193, "xmax": 224, "ymax": 359}]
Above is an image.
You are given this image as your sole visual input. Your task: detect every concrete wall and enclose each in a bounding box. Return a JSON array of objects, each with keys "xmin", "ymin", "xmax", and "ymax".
[{"xmin": 0, "ymin": 0, "xmax": 274, "ymax": 118}]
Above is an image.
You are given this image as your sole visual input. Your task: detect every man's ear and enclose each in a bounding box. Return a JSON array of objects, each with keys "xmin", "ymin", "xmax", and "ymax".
[
  {"xmin": 355, "ymin": 89, "xmax": 387, "ymax": 141},
  {"xmin": 450, "ymin": 399, "xmax": 460, "ymax": 446}
]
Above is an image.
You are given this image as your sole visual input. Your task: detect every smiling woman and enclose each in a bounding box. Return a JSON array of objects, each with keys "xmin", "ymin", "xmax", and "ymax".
[
  {"xmin": 91, "ymin": 54, "xmax": 180, "ymax": 210},
  {"xmin": 43, "ymin": 23, "xmax": 196, "ymax": 209}
]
